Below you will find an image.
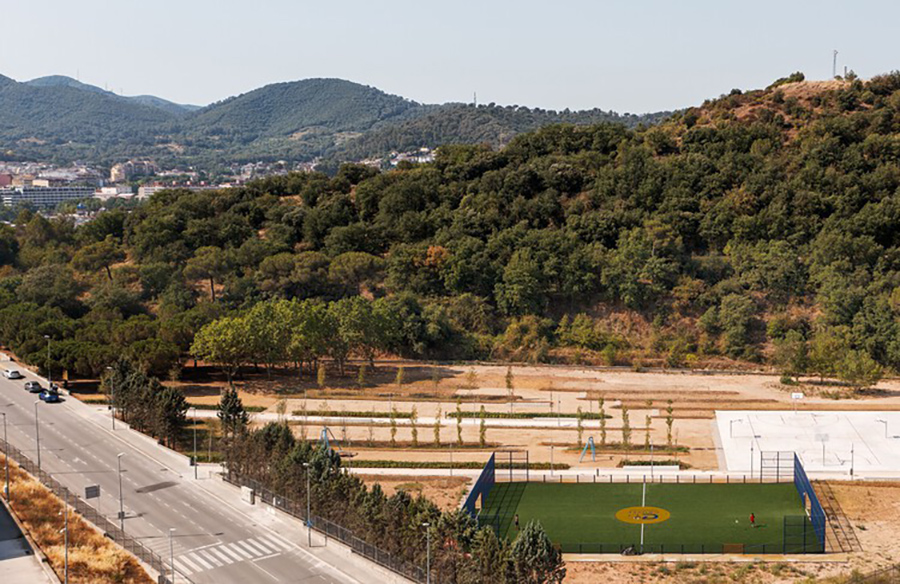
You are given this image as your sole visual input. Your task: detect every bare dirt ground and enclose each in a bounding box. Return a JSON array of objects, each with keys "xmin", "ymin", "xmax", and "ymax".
[{"xmin": 355, "ymin": 475, "xmax": 470, "ymax": 512}]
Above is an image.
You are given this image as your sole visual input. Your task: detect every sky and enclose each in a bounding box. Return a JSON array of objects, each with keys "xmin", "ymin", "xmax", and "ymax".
[{"xmin": 2, "ymin": 0, "xmax": 900, "ymax": 113}]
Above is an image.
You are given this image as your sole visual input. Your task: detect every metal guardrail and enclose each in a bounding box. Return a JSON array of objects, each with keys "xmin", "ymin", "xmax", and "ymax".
[
  {"xmin": 224, "ymin": 472, "xmax": 425, "ymax": 583},
  {"xmin": 1, "ymin": 437, "xmax": 186, "ymax": 584}
]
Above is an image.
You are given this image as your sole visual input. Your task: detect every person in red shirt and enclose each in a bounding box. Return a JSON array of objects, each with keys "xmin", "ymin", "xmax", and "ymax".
[{"xmin": 749, "ymin": 513, "xmax": 756, "ymax": 527}]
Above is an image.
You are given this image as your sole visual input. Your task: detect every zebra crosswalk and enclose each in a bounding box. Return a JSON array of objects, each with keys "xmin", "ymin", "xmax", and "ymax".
[{"xmin": 176, "ymin": 534, "xmax": 293, "ymax": 575}]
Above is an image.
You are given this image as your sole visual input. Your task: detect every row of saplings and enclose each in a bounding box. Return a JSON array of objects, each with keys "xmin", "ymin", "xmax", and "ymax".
[{"xmin": 225, "ymin": 418, "xmax": 566, "ymax": 584}]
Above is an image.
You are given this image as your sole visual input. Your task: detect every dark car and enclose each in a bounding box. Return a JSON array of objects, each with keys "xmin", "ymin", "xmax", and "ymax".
[
  {"xmin": 24, "ymin": 381, "xmax": 43, "ymax": 393},
  {"xmin": 38, "ymin": 389, "xmax": 60, "ymax": 403}
]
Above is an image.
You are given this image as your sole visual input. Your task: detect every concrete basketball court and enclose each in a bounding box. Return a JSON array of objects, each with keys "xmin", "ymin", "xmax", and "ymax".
[{"xmin": 716, "ymin": 411, "xmax": 900, "ymax": 479}]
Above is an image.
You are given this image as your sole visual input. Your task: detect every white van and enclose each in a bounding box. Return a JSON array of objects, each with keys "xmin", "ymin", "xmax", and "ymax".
[{"xmin": 2, "ymin": 368, "xmax": 23, "ymax": 379}]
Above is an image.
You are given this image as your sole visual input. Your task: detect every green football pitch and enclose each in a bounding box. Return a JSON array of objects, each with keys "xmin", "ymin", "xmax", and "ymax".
[{"xmin": 479, "ymin": 482, "xmax": 819, "ymax": 553}]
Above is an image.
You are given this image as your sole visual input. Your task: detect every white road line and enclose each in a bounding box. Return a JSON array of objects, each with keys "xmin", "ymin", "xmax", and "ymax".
[
  {"xmin": 258, "ymin": 533, "xmax": 292, "ymax": 551},
  {"xmin": 194, "ymin": 549, "xmax": 223, "ymax": 569},
  {"xmin": 217, "ymin": 544, "xmax": 244, "ymax": 562},
  {"xmin": 244, "ymin": 538, "xmax": 275, "ymax": 555},
  {"xmin": 207, "ymin": 547, "xmax": 234, "ymax": 565},
  {"xmin": 177, "ymin": 554, "xmax": 203, "ymax": 574},
  {"xmin": 184, "ymin": 552, "xmax": 215, "ymax": 571},
  {"xmin": 252, "ymin": 552, "xmax": 281, "ymax": 562},
  {"xmin": 225, "ymin": 542, "xmax": 255, "ymax": 560},
  {"xmin": 233, "ymin": 539, "xmax": 262, "ymax": 558}
]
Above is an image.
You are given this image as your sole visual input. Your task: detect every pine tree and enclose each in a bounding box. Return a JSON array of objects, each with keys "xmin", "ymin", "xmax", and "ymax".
[
  {"xmin": 390, "ymin": 407, "xmax": 397, "ymax": 447},
  {"xmin": 599, "ymin": 397, "xmax": 607, "ymax": 447},
  {"xmin": 410, "ymin": 406, "xmax": 418, "ymax": 447},
  {"xmin": 621, "ymin": 406, "xmax": 631, "ymax": 450},
  {"xmin": 511, "ymin": 520, "xmax": 566, "ymax": 583},
  {"xmin": 217, "ymin": 384, "xmax": 249, "ymax": 440},
  {"xmin": 433, "ymin": 405, "xmax": 442, "ymax": 447},
  {"xmin": 317, "ymin": 362, "xmax": 326, "ymax": 388},
  {"xmin": 357, "ymin": 363, "xmax": 367, "ymax": 387},
  {"xmin": 665, "ymin": 400, "xmax": 674, "ymax": 449},
  {"xmin": 456, "ymin": 398, "xmax": 463, "ymax": 446},
  {"xmin": 576, "ymin": 407, "xmax": 584, "ymax": 449}
]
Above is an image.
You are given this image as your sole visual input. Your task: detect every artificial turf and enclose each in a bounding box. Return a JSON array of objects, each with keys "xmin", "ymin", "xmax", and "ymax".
[{"xmin": 479, "ymin": 482, "xmax": 815, "ymax": 553}]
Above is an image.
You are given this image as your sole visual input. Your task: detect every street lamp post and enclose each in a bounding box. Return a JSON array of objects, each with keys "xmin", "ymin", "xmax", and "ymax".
[
  {"xmin": 303, "ymin": 462, "xmax": 311, "ymax": 547},
  {"xmin": 192, "ymin": 407, "xmax": 198, "ymax": 480},
  {"xmin": 116, "ymin": 453, "xmax": 125, "ymax": 531},
  {"xmin": 61, "ymin": 489, "xmax": 69, "ymax": 584},
  {"xmin": 730, "ymin": 418, "xmax": 743, "ymax": 438},
  {"xmin": 106, "ymin": 366, "xmax": 115, "ymax": 430},
  {"xmin": 169, "ymin": 528, "xmax": 176, "ymax": 583},
  {"xmin": 2, "ymin": 412, "xmax": 9, "ymax": 502},
  {"xmin": 34, "ymin": 400, "xmax": 41, "ymax": 470},
  {"xmin": 877, "ymin": 419, "xmax": 888, "ymax": 439},
  {"xmin": 44, "ymin": 335, "xmax": 51, "ymax": 388},
  {"xmin": 422, "ymin": 522, "xmax": 431, "ymax": 584}
]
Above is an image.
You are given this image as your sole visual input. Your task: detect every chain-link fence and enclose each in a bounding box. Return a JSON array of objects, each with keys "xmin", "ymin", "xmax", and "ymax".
[
  {"xmin": 1, "ymin": 437, "xmax": 184, "ymax": 584},
  {"xmin": 849, "ymin": 564, "xmax": 900, "ymax": 583},
  {"xmin": 224, "ymin": 472, "xmax": 425, "ymax": 583}
]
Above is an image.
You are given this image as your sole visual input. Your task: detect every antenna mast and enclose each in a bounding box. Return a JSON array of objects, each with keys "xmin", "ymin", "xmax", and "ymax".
[
  {"xmin": 473, "ymin": 92, "xmax": 477, "ymax": 107},
  {"xmin": 832, "ymin": 50, "xmax": 838, "ymax": 79}
]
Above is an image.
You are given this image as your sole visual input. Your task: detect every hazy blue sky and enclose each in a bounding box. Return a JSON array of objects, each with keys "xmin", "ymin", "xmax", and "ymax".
[{"xmin": 3, "ymin": 0, "xmax": 899, "ymax": 113}]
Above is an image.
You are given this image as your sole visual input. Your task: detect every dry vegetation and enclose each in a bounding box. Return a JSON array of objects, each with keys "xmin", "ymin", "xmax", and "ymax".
[{"xmin": 1, "ymin": 454, "xmax": 153, "ymax": 584}]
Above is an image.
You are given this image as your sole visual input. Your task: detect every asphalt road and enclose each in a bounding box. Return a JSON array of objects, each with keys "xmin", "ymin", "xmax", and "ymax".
[{"xmin": 0, "ymin": 369, "xmax": 379, "ymax": 584}]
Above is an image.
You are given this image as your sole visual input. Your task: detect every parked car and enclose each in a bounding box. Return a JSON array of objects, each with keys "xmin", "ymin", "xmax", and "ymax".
[
  {"xmin": 39, "ymin": 390, "xmax": 60, "ymax": 403},
  {"xmin": 24, "ymin": 381, "xmax": 43, "ymax": 393},
  {"xmin": 2, "ymin": 369, "xmax": 23, "ymax": 379}
]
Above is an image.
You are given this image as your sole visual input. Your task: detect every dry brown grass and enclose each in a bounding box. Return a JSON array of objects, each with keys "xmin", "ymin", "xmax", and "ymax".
[{"xmin": 1, "ymin": 454, "xmax": 153, "ymax": 584}]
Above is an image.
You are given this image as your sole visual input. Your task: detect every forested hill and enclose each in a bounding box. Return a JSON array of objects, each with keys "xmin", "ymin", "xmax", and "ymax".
[
  {"xmin": 328, "ymin": 102, "xmax": 672, "ymax": 162},
  {"xmin": 2, "ymin": 72, "xmax": 900, "ymax": 390},
  {"xmin": 0, "ymin": 75, "xmax": 667, "ymax": 167}
]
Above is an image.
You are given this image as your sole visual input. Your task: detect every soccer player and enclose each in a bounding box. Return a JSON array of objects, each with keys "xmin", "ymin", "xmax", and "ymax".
[
  {"xmin": 514, "ymin": 514, "xmax": 520, "ymax": 530},
  {"xmin": 749, "ymin": 513, "xmax": 756, "ymax": 527}
]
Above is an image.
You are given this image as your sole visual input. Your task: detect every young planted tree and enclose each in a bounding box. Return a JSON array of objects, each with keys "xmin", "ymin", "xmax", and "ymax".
[
  {"xmin": 621, "ymin": 406, "xmax": 631, "ymax": 450},
  {"xmin": 276, "ymin": 397, "xmax": 287, "ymax": 424},
  {"xmin": 465, "ymin": 368, "xmax": 478, "ymax": 390},
  {"xmin": 410, "ymin": 406, "xmax": 418, "ymax": 447},
  {"xmin": 479, "ymin": 405, "xmax": 487, "ymax": 447},
  {"xmin": 599, "ymin": 397, "xmax": 607, "ymax": 447},
  {"xmin": 456, "ymin": 398, "xmax": 464, "ymax": 446},
  {"xmin": 367, "ymin": 407, "xmax": 375, "ymax": 446},
  {"xmin": 433, "ymin": 405, "xmax": 442, "ymax": 447},
  {"xmin": 644, "ymin": 400, "xmax": 653, "ymax": 451},
  {"xmin": 665, "ymin": 400, "xmax": 674, "ymax": 449},
  {"xmin": 357, "ymin": 363, "xmax": 367, "ymax": 388},
  {"xmin": 576, "ymin": 407, "xmax": 584, "ymax": 449},
  {"xmin": 395, "ymin": 366, "xmax": 405, "ymax": 390},
  {"xmin": 389, "ymin": 407, "xmax": 398, "ymax": 447},
  {"xmin": 431, "ymin": 367, "xmax": 441, "ymax": 391},
  {"xmin": 505, "ymin": 366, "xmax": 515, "ymax": 401},
  {"xmin": 317, "ymin": 362, "xmax": 327, "ymax": 389}
]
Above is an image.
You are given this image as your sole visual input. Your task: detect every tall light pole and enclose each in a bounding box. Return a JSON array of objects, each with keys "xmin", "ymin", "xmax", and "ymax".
[
  {"xmin": 44, "ymin": 335, "xmax": 51, "ymax": 388},
  {"xmin": 61, "ymin": 489, "xmax": 69, "ymax": 584},
  {"xmin": 116, "ymin": 453, "xmax": 125, "ymax": 531},
  {"xmin": 34, "ymin": 400, "xmax": 41, "ymax": 470},
  {"xmin": 106, "ymin": 366, "xmax": 115, "ymax": 430},
  {"xmin": 192, "ymin": 407, "xmax": 198, "ymax": 480},
  {"xmin": 422, "ymin": 522, "xmax": 431, "ymax": 584},
  {"xmin": 877, "ymin": 419, "xmax": 888, "ymax": 439},
  {"xmin": 303, "ymin": 462, "xmax": 311, "ymax": 547},
  {"xmin": 730, "ymin": 418, "xmax": 743, "ymax": 438},
  {"xmin": 2, "ymin": 412, "xmax": 9, "ymax": 502},
  {"xmin": 169, "ymin": 528, "xmax": 176, "ymax": 583}
]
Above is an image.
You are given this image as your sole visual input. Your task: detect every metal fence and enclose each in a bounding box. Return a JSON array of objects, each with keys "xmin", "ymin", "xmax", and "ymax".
[
  {"xmin": 1, "ymin": 437, "xmax": 183, "ymax": 584},
  {"xmin": 497, "ymin": 471, "xmax": 796, "ymax": 485},
  {"xmin": 793, "ymin": 453, "xmax": 826, "ymax": 553},
  {"xmin": 224, "ymin": 472, "xmax": 426, "ymax": 584},
  {"xmin": 849, "ymin": 564, "xmax": 900, "ymax": 583},
  {"xmin": 462, "ymin": 453, "xmax": 494, "ymax": 517}
]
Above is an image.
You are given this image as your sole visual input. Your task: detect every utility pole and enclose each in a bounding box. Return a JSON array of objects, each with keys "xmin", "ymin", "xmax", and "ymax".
[
  {"xmin": 106, "ymin": 366, "xmax": 115, "ymax": 430},
  {"xmin": 117, "ymin": 453, "xmax": 125, "ymax": 531},
  {"xmin": 422, "ymin": 522, "xmax": 431, "ymax": 584},
  {"xmin": 303, "ymin": 462, "xmax": 311, "ymax": 547},
  {"xmin": 833, "ymin": 50, "xmax": 839, "ymax": 78},
  {"xmin": 44, "ymin": 335, "xmax": 51, "ymax": 388},
  {"xmin": 34, "ymin": 400, "xmax": 41, "ymax": 470},
  {"xmin": 192, "ymin": 407, "xmax": 198, "ymax": 480},
  {"xmin": 2, "ymin": 412, "xmax": 9, "ymax": 502}
]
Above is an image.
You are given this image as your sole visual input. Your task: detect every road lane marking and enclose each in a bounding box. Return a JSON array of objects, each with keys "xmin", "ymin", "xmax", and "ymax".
[
  {"xmin": 207, "ymin": 547, "xmax": 234, "ymax": 565},
  {"xmin": 184, "ymin": 552, "xmax": 214, "ymax": 571},
  {"xmin": 177, "ymin": 554, "xmax": 202, "ymax": 574},
  {"xmin": 194, "ymin": 549, "xmax": 222, "ymax": 569},
  {"xmin": 258, "ymin": 533, "xmax": 292, "ymax": 551},
  {"xmin": 217, "ymin": 544, "xmax": 244, "ymax": 562},
  {"xmin": 225, "ymin": 542, "xmax": 254, "ymax": 560},
  {"xmin": 232, "ymin": 540, "xmax": 262, "ymax": 557},
  {"xmin": 244, "ymin": 538, "xmax": 275, "ymax": 555}
]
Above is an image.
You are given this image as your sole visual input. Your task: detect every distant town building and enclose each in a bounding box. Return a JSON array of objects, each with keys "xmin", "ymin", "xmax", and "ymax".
[
  {"xmin": 0, "ymin": 174, "xmax": 12, "ymax": 187},
  {"xmin": 94, "ymin": 186, "xmax": 135, "ymax": 200},
  {"xmin": 137, "ymin": 184, "xmax": 223, "ymax": 199},
  {"xmin": 0, "ymin": 186, "xmax": 95, "ymax": 208},
  {"xmin": 110, "ymin": 160, "xmax": 158, "ymax": 183}
]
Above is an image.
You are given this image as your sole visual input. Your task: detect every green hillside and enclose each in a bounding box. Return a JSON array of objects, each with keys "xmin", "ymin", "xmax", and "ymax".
[{"xmin": 1, "ymin": 71, "xmax": 899, "ymax": 389}]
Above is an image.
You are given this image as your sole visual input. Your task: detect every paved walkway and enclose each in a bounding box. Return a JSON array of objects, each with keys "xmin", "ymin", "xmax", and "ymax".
[{"xmin": 0, "ymin": 500, "xmax": 53, "ymax": 584}]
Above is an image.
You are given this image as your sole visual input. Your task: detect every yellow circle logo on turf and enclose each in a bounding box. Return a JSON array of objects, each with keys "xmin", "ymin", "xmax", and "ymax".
[{"xmin": 615, "ymin": 506, "xmax": 671, "ymax": 524}]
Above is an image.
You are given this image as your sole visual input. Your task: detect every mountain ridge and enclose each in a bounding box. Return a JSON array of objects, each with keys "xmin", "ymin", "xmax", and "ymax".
[{"xmin": 0, "ymin": 74, "xmax": 671, "ymax": 168}]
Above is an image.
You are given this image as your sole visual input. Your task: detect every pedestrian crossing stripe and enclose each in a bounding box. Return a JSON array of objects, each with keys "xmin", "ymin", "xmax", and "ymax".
[{"xmin": 176, "ymin": 536, "xmax": 288, "ymax": 575}]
